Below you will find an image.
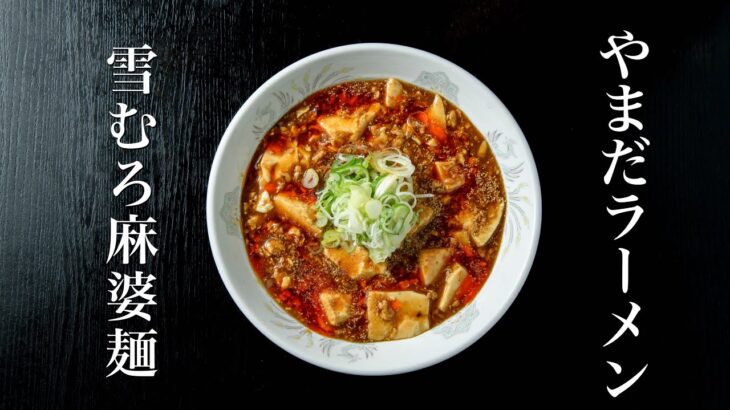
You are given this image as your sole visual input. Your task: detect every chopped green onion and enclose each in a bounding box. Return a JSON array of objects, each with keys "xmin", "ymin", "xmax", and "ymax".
[
  {"xmin": 365, "ymin": 199, "xmax": 382, "ymax": 219},
  {"xmin": 322, "ymin": 230, "xmax": 341, "ymax": 248},
  {"xmin": 315, "ymin": 149, "xmax": 423, "ymax": 263},
  {"xmin": 315, "ymin": 211, "xmax": 328, "ymax": 227}
]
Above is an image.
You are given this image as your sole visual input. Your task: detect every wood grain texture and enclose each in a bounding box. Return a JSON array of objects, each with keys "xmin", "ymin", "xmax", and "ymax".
[{"xmin": 1, "ymin": 1, "xmax": 729, "ymax": 408}]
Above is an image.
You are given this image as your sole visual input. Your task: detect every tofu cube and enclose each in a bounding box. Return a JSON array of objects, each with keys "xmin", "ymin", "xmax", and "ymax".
[
  {"xmin": 323, "ymin": 246, "xmax": 387, "ymax": 280},
  {"xmin": 317, "ymin": 103, "xmax": 380, "ymax": 144},
  {"xmin": 272, "ymin": 194, "xmax": 321, "ymax": 237},
  {"xmin": 258, "ymin": 147, "xmax": 298, "ymax": 187},
  {"xmin": 434, "ymin": 160, "xmax": 465, "ymax": 192},
  {"xmin": 317, "ymin": 115, "xmax": 358, "ymax": 142},
  {"xmin": 455, "ymin": 200, "xmax": 505, "ymax": 247},
  {"xmin": 367, "ymin": 291, "xmax": 430, "ymax": 341},
  {"xmin": 319, "ymin": 290, "xmax": 352, "ymax": 326},
  {"xmin": 418, "ymin": 248, "xmax": 452, "ymax": 286},
  {"xmin": 438, "ymin": 263, "xmax": 468, "ymax": 311},
  {"xmin": 451, "ymin": 229, "xmax": 470, "ymax": 247},
  {"xmin": 470, "ymin": 200, "xmax": 505, "ymax": 247},
  {"xmin": 254, "ymin": 191, "xmax": 273, "ymax": 213},
  {"xmin": 385, "ymin": 78, "xmax": 403, "ymax": 108},
  {"xmin": 426, "ymin": 95, "xmax": 446, "ymax": 130}
]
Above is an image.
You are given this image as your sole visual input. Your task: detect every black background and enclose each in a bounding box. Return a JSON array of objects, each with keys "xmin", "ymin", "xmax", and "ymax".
[{"xmin": 1, "ymin": 1, "xmax": 729, "ymax": 408}]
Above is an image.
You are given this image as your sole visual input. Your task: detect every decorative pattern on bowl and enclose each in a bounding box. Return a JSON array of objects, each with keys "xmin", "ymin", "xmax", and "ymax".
[{"xmin": 252, "ymin": 64, "xmax": 354, "ymax": 137}]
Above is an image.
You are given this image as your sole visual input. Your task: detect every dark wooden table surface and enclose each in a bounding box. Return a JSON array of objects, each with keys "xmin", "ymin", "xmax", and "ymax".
[{"xmin": 2, "ymin": 1, "xmax": 729, "ymax": 408}]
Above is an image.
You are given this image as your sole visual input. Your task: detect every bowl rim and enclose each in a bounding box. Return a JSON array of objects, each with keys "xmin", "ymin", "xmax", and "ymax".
[{"xmin": 206, "ymin": 42, "xmax": 542, "ymax": 375}]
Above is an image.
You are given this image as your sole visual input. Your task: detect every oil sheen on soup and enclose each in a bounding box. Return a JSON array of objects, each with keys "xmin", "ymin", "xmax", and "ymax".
[{"xmin": 241, "ymin": 78, "xmax": 505, "ymax": 343}]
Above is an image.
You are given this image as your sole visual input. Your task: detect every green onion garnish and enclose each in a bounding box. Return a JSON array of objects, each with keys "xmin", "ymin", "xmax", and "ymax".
[{"xmin": 315, "ymin": 149, "xmax": 420, "ymax": 263}]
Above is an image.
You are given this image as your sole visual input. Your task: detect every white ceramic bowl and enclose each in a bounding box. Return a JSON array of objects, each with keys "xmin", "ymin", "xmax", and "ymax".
[{"xmin": 207, "ymin": 43, "xmax": 541, "ymax": 375}]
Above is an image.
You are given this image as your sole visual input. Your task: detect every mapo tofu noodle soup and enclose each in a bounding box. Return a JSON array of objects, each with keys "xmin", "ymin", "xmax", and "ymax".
[{"xmin": 241, "ymin": 78, "xmax": 505, "ymax": 342}]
